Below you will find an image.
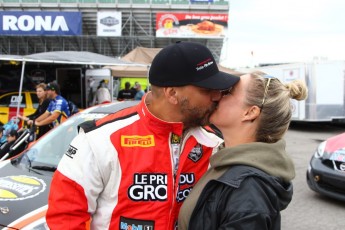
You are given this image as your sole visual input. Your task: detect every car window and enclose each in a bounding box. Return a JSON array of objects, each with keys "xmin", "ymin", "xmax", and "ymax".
[
  {"xmin": 14, "ymin": 102, "xmax": 139, "ymax": 172},
  {"xmin": 25, "ymin": 117, "xmax": 80, "ymax": 166},
  {"xmin": 0, "ymin": 94, "xmax": 12, "ymax": 107},
  {"xmin": 0, "ymin": 93, "xmax": 26, "ymax": 108},
  {"xmin": 9, "ymin": 93, "xmax": 26, "ymax": 108},
  {"xmin": 20, "ymin": 112, "xmax": 109, "ymax": 168}
]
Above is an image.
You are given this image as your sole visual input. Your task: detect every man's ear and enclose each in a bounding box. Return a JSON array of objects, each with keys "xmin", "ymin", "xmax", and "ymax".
[
  {"xmin": 243, "ymin": 105, "xmax": 261, "ymax": 122},
  {"xmin": 163, "ymin": 87, "xmax": 178, "ymax": 105}
]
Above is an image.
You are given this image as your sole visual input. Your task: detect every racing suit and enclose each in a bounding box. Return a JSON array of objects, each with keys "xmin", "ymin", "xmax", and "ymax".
[{"xmin": 46, "ymin": 96, "xmax": 223, "ymax": 230}]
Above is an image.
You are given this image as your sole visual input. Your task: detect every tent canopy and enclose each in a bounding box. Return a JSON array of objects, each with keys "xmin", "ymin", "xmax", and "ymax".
[
  {"xmin": 106, "ymin": 46, "xmax": 244, "ymax": 78},
  {"xmin": 121, "ymin": 47, "xmax": 162, "ymax": 64},
  {"xmin": 0, "ymin": 51, "xmax": 146, "ymax": 117},
  {"xmin": 105, "ymin": 47, "xmax": 162, "ymax": 78},
  {"xmin": 0, "ymin": 51, "xmax": 146, "ymax": 66}
]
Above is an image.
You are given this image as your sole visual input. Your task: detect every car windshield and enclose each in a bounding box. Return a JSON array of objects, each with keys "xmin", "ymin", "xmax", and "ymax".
[{"xmin": 15, "ymin": 112, "xmax": 108, "ymax": 170}]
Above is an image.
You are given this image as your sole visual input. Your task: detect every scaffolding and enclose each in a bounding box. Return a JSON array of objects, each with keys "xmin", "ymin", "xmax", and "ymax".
[{"xmin": 0, "ymin": 0, "xmax": 229, "ymax": 61}]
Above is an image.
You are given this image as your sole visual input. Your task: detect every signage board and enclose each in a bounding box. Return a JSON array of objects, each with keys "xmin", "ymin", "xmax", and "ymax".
[
  {"xmin": 0, "ymin": 11, "xmax": 82, "ymax": 36},
  {"xmin": 97, "ymin": 11, "xmax": 122, "ymax": 37},
  {"xmin": 156, "ymin": 12, "xmax": 228, "ymax": 38}
]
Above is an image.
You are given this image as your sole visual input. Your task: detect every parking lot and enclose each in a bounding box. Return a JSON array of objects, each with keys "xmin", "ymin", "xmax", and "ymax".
[{"xmin": 281, "ymin": 122, "xmax": 345, "ymax": 230}]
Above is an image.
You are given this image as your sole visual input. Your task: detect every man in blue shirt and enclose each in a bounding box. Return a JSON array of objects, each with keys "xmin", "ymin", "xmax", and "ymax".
[
  {"xmin": 134, "ymin": 83, "xmax": 145, "ymax": 100},
  {"xmin": 28, "ymin": 82, "xmax": 70, "ymax": 128}
]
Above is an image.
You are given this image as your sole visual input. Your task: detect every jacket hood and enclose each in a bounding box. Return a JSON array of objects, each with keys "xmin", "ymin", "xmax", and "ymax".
[
  {"xmin": 210, "ymin": 139, "xmax": 295, "ymax": 182},
  {"xmin": 210, "ymin": 139, "xmax": 295, "ymax": 211}
]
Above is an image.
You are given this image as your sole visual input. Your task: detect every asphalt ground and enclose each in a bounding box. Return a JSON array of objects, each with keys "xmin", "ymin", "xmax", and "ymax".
[{"xmin": 281, "ymin": 122, "xmax": 345, "ymax": 230}]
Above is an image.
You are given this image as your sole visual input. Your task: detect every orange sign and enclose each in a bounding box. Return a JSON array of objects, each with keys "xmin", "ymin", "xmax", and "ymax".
[{"xmin": 156, "ymin": 12, "xmax": 228, "ymax": 38}]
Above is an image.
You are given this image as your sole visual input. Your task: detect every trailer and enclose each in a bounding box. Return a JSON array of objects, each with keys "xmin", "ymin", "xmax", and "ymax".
[{"xmin": 241, "ymin": 60, "xmax": 345, "ymax": 123}]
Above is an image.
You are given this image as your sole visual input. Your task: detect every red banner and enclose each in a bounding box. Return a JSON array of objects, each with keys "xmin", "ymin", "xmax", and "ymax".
[{"xmin": 156, "ymin": 12, "xmax": 228, "ymax": 39}]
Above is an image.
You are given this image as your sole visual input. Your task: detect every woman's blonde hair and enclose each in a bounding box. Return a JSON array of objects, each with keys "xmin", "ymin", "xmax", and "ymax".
[
  {"xmin": 246, "ymin": 71, "xmax": 308, "ymax": 143},
  {"xmin": 36, "ymin": 83, "xmax": 48, "ymax": 103},
  {"xmin": 36, "ymin": 83, "xmax": 47, "ymax": 91}
]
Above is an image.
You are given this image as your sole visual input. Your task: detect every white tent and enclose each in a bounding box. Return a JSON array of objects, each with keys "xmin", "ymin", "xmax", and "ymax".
[
  {"xmin": 105, "ymin": 47, "xmax": 244, "ymax": 78},
  {"xmin": 0, "ymin": 51, "xmax": 147, "ymax": 117},
  {"xmin": 104, "ymin": 47, "xmax": 161, "ymax": 78}
]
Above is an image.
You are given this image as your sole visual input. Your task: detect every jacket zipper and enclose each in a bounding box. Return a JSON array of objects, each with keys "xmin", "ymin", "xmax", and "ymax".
[{"xmin": 168, "ymin": 131, "xmax": 191, "ymax": 229}]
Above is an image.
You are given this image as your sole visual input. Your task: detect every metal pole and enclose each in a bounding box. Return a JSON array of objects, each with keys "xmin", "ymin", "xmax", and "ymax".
[{"xmin": 16, "ymin": 60, "xmax": 26, "ymax": 121}]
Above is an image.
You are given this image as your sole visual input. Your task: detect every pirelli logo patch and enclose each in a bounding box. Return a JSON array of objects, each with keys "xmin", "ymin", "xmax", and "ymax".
[{"xmin": 121, "ymin": 135, "xmax": 155, "ymax": 147}]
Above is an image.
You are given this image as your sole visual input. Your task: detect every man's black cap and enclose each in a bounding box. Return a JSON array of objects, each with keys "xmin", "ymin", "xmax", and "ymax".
[
  {"xmin": 46, "ymin": 82, "xmax": 60, "ymax": 94},
  {"xmin": 149, "ymin": 41, "xmax": 240, "ymax": 90}
]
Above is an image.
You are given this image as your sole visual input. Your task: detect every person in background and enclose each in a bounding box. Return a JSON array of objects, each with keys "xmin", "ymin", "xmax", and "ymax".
[
  {"xmin": 17, "ymin": 83, "xmax": 51, "ymax": 139},
  {"xmin": 134, "ymin": 82, "xmax": 145, "ymax": 100},
  {"xmin": 93, "ymin": 79, "xmax": 111, "ymax": 105},
  {"xmin": 0, "ymin": 126, "xmax": 5, "ymax": 146},
  {"xmin": 117, "ymin": 81, "xmax": 135, "ymax": 100},
  {"xmin": 179, "ymin": 72, "xmax": 308, "ymax": 230},
  {"xmin": 130, "ymin": 81, "xmax": 139, "ymax": 96},
  {"xmin": 0, "ymin": 129, "xmax": 19, "ymax": 160},
  {"xmin": 27, "ymin": 82, "xmax": 70, "ymax": 129},
  {"xmin": 46, "ymin": 41, "xmax": 240, "ymax": 229}
]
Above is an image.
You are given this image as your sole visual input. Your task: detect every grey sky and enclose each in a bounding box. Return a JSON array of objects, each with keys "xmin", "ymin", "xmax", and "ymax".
[{"xmin": 220, "ymin": 0, "xmax": 345, "ymax": 68}]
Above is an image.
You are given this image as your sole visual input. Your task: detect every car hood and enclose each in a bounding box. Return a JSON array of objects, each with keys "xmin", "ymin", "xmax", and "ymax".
[
  {"xmin": 0, "ymin": 160, "xmax": 51, "ymax": 228},
  {"xmin": 323, "ymin": 132, "xmax": 345, "ymax": 162}
]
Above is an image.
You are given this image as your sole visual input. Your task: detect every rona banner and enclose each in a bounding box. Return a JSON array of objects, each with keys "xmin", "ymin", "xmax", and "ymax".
[{"xmin": 0, "ymin": 11, "xmax": 82, "ymax": 36}]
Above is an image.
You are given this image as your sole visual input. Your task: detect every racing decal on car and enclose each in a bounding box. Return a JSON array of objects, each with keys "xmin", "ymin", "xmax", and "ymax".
[
  {"xmin": 120, "ymin": 216, "xmax": 154, "ymax": 230},
  {"xmin": 0, "ymin": 175, "xmax": 46, "ymax": 201},
  {"xmin": 0, "ymin": 206, "xmax": 9, "ymax": 214},
  {"xmin": 188, "ymin": 143, "xmax": 203, "ymax": 162},
  {"xmin": 128, "ymin": 173, "xmax": 167, "ymax": 201},
  {"xmin": 121, "ymin": 135, "xmax": 155, "ymax": 147},
  {"xmin": 65, "ymin": 144, "xmax": 78, "ymax": 159},
  {"xmin": 340, "ymin": 163, "xmax": 345, "ymax": 171},
  {"xmin": 329, "ymin": 149, "xmax": 345, "ymax": 161}
]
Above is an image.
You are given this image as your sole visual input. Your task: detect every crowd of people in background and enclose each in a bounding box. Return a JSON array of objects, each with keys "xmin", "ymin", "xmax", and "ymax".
[
  {"xmin": 27, "ymin": 82, "xmax": 70, "ymax": 130},
  {"xmin": 0, "ymin": 78, "xmax": 147, "ymax": 161},
  {"xmin": 17, "ymin": 83, "xmax": 51, "ymax": 139},
  {"xmin": 0, "ymin": 81, "xmax": 71, "ymax": 161},
  {"xmin": 117, "ymin": 81, "xmax": 145, "ymax": 101},
  {"xmin": 89, "ymin": 79, "xmax": 146, "ymax": 103}
]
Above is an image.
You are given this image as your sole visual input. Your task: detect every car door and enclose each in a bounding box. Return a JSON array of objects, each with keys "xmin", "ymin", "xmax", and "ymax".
[{"xmin": 0, "ymin": 92, "xmax": 37, "ymax": 126}]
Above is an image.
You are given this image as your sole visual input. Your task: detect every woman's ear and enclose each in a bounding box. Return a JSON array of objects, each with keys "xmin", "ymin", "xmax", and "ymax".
[
  {"xmin": 243, "ymin": 105, "xmax": 261, "ymax": 122},
  {"xmin": 163, "ymin": 87, "xmax": 178, "ymax": 105}
]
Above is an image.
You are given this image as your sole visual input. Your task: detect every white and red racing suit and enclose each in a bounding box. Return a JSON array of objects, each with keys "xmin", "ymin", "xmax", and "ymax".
[{"xmin": 46, "ymin": 95, "xmax": 223, "ymax": 230}]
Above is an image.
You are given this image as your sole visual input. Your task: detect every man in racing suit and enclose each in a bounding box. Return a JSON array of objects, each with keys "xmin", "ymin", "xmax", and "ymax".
[{"xmin": 46, "ymin": 41, "xmax": 240, "ymax": 229}]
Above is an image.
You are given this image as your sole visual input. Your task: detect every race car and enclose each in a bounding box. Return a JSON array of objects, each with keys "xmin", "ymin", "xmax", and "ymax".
[
  {"xmin": 306, "ymin": 132, "xmax": 345, "ymax": 202},
  {"xmin": 0, "ymin": 100, "xmax": 139, "ymax": 229},
  {"xmin": 0, "ymin": 91, "xmax": 38, "ymax": 127}
]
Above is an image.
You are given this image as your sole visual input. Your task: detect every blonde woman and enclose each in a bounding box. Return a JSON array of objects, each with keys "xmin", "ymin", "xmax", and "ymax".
[
  {"xmin": 179, "ymin": 73, "xmax": 308, "ymax": 230},
  {"xmin": 18, "ymin": 83, "xmax": 51, "ymax": 139}
]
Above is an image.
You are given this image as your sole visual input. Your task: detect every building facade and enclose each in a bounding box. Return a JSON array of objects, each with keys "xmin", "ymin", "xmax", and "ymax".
[{"xmin": 0, "ymin": 0, "xmax": 229, "ymax": 61}]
